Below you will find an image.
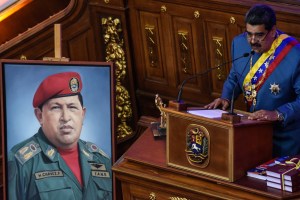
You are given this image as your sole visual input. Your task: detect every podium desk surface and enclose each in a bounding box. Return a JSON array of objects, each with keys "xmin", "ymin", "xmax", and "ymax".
[{"xmin": 113, "ymin": 128, "xmax": 300, "ymax": 200}]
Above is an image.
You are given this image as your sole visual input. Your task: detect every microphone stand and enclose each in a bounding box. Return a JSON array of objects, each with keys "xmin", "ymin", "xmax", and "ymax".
[
  {"xmin": 169, "ymin": 52, "xmax": 251, "ymax": 111},
  {"xmin": 221, "ymin": 51, "xmax": 254, "ymax": 123}
]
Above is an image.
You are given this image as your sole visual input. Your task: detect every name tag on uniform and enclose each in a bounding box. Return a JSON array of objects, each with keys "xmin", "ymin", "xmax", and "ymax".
[
  {"xmin": 35, "ymin": 170, "xmax": 64, "ymax": 179},
  {"xmin": 91, "ymin": 171, "xmax": 110, "ymax": 178}
]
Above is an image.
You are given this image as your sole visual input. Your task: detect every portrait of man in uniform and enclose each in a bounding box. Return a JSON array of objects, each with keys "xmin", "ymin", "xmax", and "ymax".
[{"xmin": 1, "ymin": 60, "xmax": 115, "ymax": 200}]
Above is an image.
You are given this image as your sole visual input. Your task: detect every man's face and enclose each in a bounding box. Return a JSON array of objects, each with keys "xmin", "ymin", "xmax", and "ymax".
[
  {"xmin": 35, "ymin": 95, "xmax": 86, "ymax": 149},
  {"xmin": 245, "ymin": 24, "xmax": 276, "ymax": 53}
]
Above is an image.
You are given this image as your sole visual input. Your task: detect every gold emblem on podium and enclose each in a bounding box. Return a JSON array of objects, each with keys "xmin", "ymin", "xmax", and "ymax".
[{"xmin": 185, "ymin": 124, "xmax": 210, "ymax": 167}]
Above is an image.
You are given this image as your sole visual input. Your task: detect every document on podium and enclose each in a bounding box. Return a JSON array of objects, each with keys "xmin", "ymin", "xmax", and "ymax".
[{"xmin": 187, "ymin": 109, "xmax": 227, "ymax": 119}]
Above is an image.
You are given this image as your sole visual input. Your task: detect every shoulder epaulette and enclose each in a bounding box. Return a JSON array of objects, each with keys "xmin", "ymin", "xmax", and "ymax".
[
  {"xmin": 85, "ymin": 141, "xmax": 110, "ymax": 159},
  {"xmin": 15, "ymin": 140, "xmax": 41, "ymax": 165}
]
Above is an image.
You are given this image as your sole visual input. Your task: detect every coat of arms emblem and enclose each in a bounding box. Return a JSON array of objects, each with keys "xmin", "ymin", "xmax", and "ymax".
[{"xmin": 186, "ymin": 124, "xmax": 210, "ymax": 167}]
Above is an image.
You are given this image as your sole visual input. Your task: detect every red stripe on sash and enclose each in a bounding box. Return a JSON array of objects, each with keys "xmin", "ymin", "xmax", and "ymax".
[{"xmin": 255, "ymin": 39, "xmax": 298, "ymax": 92}]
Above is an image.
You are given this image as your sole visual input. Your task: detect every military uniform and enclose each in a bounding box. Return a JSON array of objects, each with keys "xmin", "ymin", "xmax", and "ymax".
[{"xmin": 8, "ymin": 128, "xmax": 112, "ymax": 200}]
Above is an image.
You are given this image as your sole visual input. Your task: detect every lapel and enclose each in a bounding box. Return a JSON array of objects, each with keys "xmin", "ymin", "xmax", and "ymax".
[{"xmin": 78, "ymin": 140, "xmax": 93, "ymax": 190}]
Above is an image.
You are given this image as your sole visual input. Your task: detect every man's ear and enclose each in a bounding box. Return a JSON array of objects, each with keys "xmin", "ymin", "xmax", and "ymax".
[
  {"xmin": 34, "ymin": 108, "xmax": 43, "ymax": 125},
  {"xmin": 271, "ymin": 25, "xmax": 277, "ymax": 37},
  {"xmin": 82, "ymin": 107, "xmax": 86, "ymax": 118}
]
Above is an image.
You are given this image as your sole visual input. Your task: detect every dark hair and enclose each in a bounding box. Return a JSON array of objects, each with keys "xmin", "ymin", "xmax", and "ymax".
[
  {"xmin": 38, "ymin": 93, "xmax": 84, "ymax": 111},
  {"xmin": 245, "ymin": 4, "xmax": 276, "ymax": 31}
]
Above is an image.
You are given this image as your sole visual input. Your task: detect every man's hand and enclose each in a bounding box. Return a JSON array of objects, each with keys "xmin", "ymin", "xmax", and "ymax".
[
  {"xmin": 203, "ymin": 98, "xmax": 230, "ymax": 110},
  {"xmin": 248, "ymin": 110, "xmax": 279, "ymax": 121}
]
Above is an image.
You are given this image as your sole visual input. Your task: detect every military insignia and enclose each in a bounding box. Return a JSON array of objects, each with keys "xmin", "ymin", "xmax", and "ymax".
[
  {"xmin": 98, "ymin": 148, "xmax": 110, "ymax": 159},
  {"xmin": 270, "ymin": 83, "xmax": 280, "ymax": 95},
  {"xmin": 89, "ymin": 163, "xmax": 106, "ymax": 171},
  {"xmin": 185, "ymin": 124, "xmax": 210, "ymax": 167},
  {"xmin": 15, "ymin": 140, "xmax": 41, "ymax": 165},
  {"xmin": 18, "ymin": 146, "xmax": 29, "ymax": 155},
  {"xmin": 69, "ymin": 77, "xmax": 80, "ymax": 93},
  {"xmin": 91, "ymin": 144, "xmax": 98, "ymax": 151},
  {"xmin": 46, "ymin": 148, "xmax": 55, "ymax": 159},
  {"xmin": 82, "ymin": 149, "xmax": 93, "ymax": 160},
  {"xmin": 30, "ymin": 144, "xmax": 37, "ymax": 151},
  {"xmin": 35, "ymin": 170, "xmax": 63, "ymax": 180},
  {"xmin": 86, "ymin": 142, "xmax": 110, "ymax": 159},
  {"xmin": 24, "ymin": 152, "xmax": 33, "ymax": 160}
]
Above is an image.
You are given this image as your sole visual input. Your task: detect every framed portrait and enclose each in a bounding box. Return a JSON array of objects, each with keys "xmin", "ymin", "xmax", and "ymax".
[{"xmin": 0, "ymin": 59, "xmax": 116, "ymax": 200}]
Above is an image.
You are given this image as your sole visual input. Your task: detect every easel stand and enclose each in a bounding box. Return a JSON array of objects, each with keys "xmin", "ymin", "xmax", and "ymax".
[{"xmin": 43, "ymin": 24, "xmax": 69, "ymax": 62}]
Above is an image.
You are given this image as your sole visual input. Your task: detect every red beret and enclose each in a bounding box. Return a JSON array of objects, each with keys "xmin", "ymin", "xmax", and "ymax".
[{"xmin": 33, "ymin": 72, "xmax": 82, "ymax": 107}]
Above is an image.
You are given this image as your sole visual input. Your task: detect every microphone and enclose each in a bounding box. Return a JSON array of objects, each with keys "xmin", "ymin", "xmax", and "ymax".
[
  {"xmin": 228, "ymin": 50, "xmax": 255, "ymax": 115},
  {"xmin": 176, "ymin": 52, "xmax": 251, "ymax": 103}
]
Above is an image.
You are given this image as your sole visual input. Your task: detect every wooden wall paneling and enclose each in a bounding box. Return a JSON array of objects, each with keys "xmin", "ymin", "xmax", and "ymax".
[
  {"xmin": 138, "ymin": 8, "xmax": 178, "ymax": 97},
  {"xmin": 171, "ymin": 6, "xmax": 206, "ymax": 102},
  {"xmin": 276, "ymin": 21, "xmax": 300, "ymax": 42},
  {"xmin": 0, "ymin": 0, "xmax": 70, "ymax": 45},
  {"xmin": 0, "ymin": 29, "xmax": 58, "ymax": 60},
  {"xmin": 67, "ymin": 31, "xmax": 92, "ymax": 61},
  {"xmin": 62, "ymin": 6, "xmax": 97, "ymax": 61},
  {"xmin": 125, "ymin": 3, "xmax": 178, "ymax": 111},
  {"xmin": 127, "ymin": 4, "xmax": 175, "ymax": 115},
  {"xmin": 128, "ymin": 0, "xmax": 300, "ymax": 113},
  {"xmin": 140, "ymin": 12, "xmax": 166, "ymax": 83},
  {"xmin": 128, "ymin": 1, "xmax": 247, "ymax": 111},
  {"xmin": 0, "ymin": 0, "xmax": 89, "ymax": 59},
  {"xmin": 203, "ymin": 11, "xmax": 240, "ymax": 96}
]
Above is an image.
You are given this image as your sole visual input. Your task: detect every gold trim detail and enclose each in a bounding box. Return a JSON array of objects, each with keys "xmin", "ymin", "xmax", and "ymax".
[
  {"xmin": 169, "ymin": 197, "xmax": 189, "ymax": 200},
  {"xmin": 20, "ymin": 55, "xmax": 27, "ymax": 60},
  {"xmin": 102, "ymin": 17, "xmax": 133, "ymax": 141},
  {"xmin": 161, "ymin": 5, "xmax": 167, "ymax": 13},
  {"xmin": 155, "ymin": 94, "xmax": 167, "ymax": 129},
  {"xmin": 213, "ymin": 37, "xmax": 226, "ymax": 80},
  {"xmin": 230, "ymin": 16, "xmax": 236, "ymax": 24},
  {"xmin": 145, "ymin": 25, "xmax": 159, "ymax": 68},
  {"xmin": 149, "ymin": 192, "xmax": 156, "ymax": 200},
  {"xmin": 178, "ymin": 31, "xmax": 192, "ymax": 74},
  {"xmin": 194, "ymin": 11, "xmax": 200, "ymax": 18}
]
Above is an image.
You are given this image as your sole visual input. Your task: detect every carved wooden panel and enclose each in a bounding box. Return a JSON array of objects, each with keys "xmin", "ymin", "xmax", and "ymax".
[
  {"xmin": 67, "ymin": 30, "xmax": 94, "ymax": 61},
  {"xmin": 140, "ymin": 12, "xmax": 166, "ymax": 82},
  {"xmin": 173, "ymin": 17, "xmax": 201, "ymax": 85},
  {"xmin": 205, "ymin": 19, "xmax": 232, "ymax": 96}
]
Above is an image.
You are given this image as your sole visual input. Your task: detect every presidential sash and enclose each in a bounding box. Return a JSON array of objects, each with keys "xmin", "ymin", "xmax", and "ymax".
[{"xmin": 243, "ymin": 34, "xmax": 299, "ymax": 108}]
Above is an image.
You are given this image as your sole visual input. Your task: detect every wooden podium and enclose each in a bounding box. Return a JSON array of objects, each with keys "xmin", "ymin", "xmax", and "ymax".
[
  {"xmin": 162, "ymin": 106, "xmax": 273, "ymax": 182},
  {"xmin": 113, "ymin": 127, "xmax": 300, "ymax": 199}
]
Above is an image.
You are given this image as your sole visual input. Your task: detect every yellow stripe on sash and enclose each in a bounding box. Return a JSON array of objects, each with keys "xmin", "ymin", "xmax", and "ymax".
[{"xmin": 243, "ymin": 34, "xmax": 288, "ymax": 86}]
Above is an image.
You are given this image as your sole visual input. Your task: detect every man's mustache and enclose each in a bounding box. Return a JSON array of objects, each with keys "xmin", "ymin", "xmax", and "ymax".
[{"xmin": 251, "ymin": 43, "xmax": 261, "ymax": 48}]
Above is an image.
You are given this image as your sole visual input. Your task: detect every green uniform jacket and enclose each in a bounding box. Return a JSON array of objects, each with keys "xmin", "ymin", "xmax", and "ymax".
[{"xmin": 8, "ymin": 128, "xmax": 112, "ymax": 200}]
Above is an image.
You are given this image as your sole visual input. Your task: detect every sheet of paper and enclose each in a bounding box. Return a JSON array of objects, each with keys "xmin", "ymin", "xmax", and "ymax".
[{"xmin": 187, "ymin": 109, "xmax": 227, "ymax": 118}]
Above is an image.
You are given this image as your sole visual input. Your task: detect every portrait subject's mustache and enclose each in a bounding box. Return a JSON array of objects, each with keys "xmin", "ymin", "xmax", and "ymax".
[{"xmin": 60, "ymin": 125, "xmax": 73, "ymax": 129}]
